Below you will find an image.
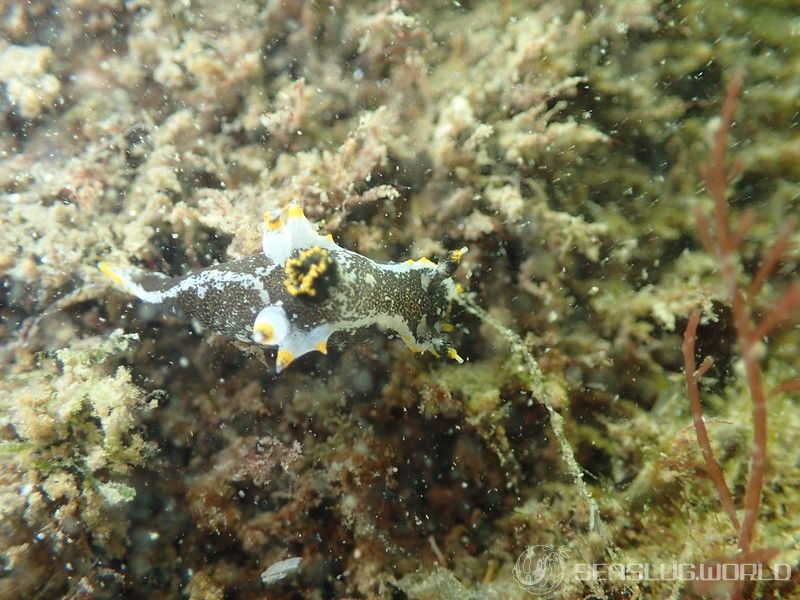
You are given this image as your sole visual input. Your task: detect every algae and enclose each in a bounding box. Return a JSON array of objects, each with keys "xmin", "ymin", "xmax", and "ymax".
[{"xmin": 1, "ymin": 1, "xmax": 799, "ymax": 599}]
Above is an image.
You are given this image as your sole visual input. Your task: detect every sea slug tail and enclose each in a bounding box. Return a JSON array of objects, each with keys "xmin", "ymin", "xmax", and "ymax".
[{"xmin": 98, "ymin": 261, "xmax": 173, "ymax": 304}]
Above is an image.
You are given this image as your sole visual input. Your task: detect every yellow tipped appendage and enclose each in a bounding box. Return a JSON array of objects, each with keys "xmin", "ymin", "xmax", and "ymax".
[
  {"xmin": 401, "ymin": 335, "xmax": 422, "ymax": 353},
  {"xmin": 447, "ymin": 348, "xmax": 464, "ymax": 363},
  {"xmin": 264, "ymin": 213, "xmax": 285, "ymax": 231},
  {"xmin": 450, "ymin": 247, "xmax": 468, "ymax": 263},
  {"xmin": 406, "ymin": 257, "xmax": 435, "ymax": 267},
  {"xmin": 264, "ymin": 204, "xmax": 305, "ymax": 228},
  {"xmin": 286, "ymin": 205, "xmax": 305, "ymax": 219},
  {"xmin": 253, "ymin": 322, "xmax": 275, "ymax": 345},
  {"xmin": 98, "ymin": 262, "xmax": 125, "ymax": 288},
  {"xmin": 276, "ymin": 349, "xmax": 295, "ymax": 371},
  {"xmin": 263, "ymin": 204, "xmax": 307, "ymax": 231}
]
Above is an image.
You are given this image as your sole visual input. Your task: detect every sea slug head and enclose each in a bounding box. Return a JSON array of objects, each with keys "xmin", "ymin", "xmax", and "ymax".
[{"xmin": 404, "ymin": 246, "xmax": 468, "ymax": 362}]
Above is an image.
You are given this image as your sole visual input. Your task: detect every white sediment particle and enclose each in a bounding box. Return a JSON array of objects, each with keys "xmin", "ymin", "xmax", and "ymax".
[{"xmin": 261, "ymin": 556, "xmax": 302, "ymax": 585}]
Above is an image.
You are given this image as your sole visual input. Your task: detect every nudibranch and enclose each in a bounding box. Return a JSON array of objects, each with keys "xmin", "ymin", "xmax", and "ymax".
[{"xmin": 99, "ymin": 205, "xmax": 467, "ymax": 372}]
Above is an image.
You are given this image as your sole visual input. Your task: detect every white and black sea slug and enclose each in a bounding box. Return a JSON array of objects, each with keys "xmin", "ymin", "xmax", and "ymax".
[{"xmin": 99, "ymin": 205, "xmax": 466, "ymax": 372}]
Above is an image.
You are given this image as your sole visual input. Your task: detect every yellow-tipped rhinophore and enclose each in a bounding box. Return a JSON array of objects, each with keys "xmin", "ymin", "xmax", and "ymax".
[
  {"xmin": 263, "ymin": 210, "xmax": 286, "ymax": 231},
  {"xmin": 286, "ymin": 205, "xmax": 305, "ymax": 219}
]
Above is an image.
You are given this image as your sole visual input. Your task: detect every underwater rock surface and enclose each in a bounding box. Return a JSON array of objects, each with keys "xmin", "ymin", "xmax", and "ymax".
[{"xmin": 1, "ymin": 1, "xmax": 799, "ymax": 599}]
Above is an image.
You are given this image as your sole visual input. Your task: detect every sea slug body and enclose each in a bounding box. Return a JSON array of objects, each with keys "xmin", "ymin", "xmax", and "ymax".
[{"xmin": 99, "ymin": 205, "xmax": 466, "ymax": 372}]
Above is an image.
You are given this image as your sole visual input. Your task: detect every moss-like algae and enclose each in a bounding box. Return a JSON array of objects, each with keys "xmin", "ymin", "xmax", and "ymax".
[
  {"xmin": 1, "ymin": 0, "xmax": 799, "ymax": 599},
  {"xmin": 0, "ymin": 330, "xmax": 155, "ymax": 597}
]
